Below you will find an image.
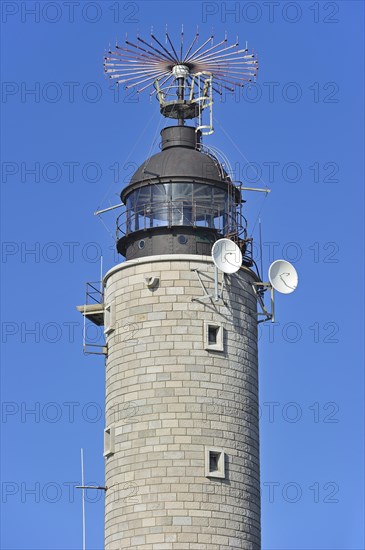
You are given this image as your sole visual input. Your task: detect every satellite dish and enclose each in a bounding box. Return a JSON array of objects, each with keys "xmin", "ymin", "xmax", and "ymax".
[
  {"xmin": 268, "ymin": 259, "xmax": 298, "ymax": 294},
  {"xmin": 212, "ymin": 239, "xmax": 242, "ymax": 274}
]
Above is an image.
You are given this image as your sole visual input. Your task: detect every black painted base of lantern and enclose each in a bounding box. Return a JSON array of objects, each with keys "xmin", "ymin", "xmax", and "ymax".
[
  {"xmin": 117, "ymin": 227, "xmax": 218, "ymax": 260},
  {"xmin": 117, "ymin": 226, "xmax": 249, "ymax": 264}
]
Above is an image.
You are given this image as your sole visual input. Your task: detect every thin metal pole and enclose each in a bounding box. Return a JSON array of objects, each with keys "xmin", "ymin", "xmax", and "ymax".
[
  {"xmin": 94, "ymin": 203, "xmax": 123, "ymax": 216},
  {"xmin": 100, "ymin": 256, "xmax": 103, "ymax": 297},
  {"xmin": 82, "ymin": 305, "xmax": 86, "ymax": 353},
  {"xmin": 239, "ymin": 187, "xmax": 271, "ymax": 193},
  {"xmin": 81, "ymin": 448, "xmax": 86, "ymax": 550},
  {"xmin": 214, "ymin": 265, "xmax": 219, "ymax": 301},
  {"xmin": 259, "ymin": 218, "xmax": 263, "ymax": 280},
  {"xmin": 271, "ymin": 286, "xmax": 275, "ymax": 323}
]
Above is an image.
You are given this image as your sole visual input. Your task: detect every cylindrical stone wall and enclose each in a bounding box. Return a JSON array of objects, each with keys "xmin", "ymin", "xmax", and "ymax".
[{"xmin": 103, "ymin": 254, "xmax": 260, "ymax": 550}]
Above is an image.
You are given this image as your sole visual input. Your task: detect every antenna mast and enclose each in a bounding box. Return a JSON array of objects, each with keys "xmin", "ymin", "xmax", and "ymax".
[{"xmin": 81, "ymin": 448, "xmax": 86, "ymax": 550}]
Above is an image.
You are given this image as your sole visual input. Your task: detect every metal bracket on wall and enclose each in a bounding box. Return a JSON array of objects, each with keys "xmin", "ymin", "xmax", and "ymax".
[
  {"xmin": 76, "ymin": 485, "xmax": 108, "ymax": 491},
  {"xmin": 252, "ymin": 282, "xmax": 275, "ymax": 323},
  {"xmin": 144, "ymin": 276, "xmax": 160, "ymax": 289},
  {"xmin": 191, "ymin": 267, "xmax": 225, "ymax": 303}
]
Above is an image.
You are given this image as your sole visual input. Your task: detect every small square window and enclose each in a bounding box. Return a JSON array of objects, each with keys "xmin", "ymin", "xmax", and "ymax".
[
  {"xmin": 104, "ymin": 302, "xmax": 115, "ymax": 335},
  {"xmin": 104, "ymin": 425, "xmax": 115, "ymax": 457},
  {"xmin": 205, "ymin": 447, "xmax": 226, "ymax": 478},
  {"xmin": 204, "ymin": 321, "xmax": 223, "ymax": 352}
]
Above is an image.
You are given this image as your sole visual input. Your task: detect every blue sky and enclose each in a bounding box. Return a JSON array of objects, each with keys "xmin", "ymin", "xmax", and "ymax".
[{"xmin": 1, "ymin": 1, "xmax": 364, "ymax": 549}]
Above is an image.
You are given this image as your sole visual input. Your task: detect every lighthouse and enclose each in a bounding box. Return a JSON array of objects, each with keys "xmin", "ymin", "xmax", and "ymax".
[{"xmin": 78, "ymin": 31, "xmax": 263, "ymax": 549}]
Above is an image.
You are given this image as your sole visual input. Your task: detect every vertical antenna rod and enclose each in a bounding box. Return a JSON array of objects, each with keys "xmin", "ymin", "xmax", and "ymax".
[
  {"xmin": 99, "ymin": 256, "xmax": 103, "ymax": 296},
  {"xmin": 81, "ymin": 448, "xmax": 86, "ymax": 550},
  {"xmin": 259, "ymin": 218, "xmax": 263, "ymax": 280}
]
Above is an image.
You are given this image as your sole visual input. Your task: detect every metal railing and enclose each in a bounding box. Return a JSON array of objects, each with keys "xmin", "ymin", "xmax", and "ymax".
[
  {"xmin": 85, "ymin": 281, "xmax": 104, "ymax": 305},
  {"xmin": 81, "ymin": 281, "xmax": 105, "ymax": 356}
]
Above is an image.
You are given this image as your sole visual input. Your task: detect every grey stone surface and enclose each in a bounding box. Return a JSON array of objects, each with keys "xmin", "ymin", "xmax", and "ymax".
[{"xmin": 103, "ymin": 255, "xmax": 261, "ymax": 549}]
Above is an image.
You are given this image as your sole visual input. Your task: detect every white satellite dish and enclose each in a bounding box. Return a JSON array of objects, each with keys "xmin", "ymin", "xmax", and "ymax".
[
  {"xmin": 212, "ymin": 238, "xmax": 242, "ymax": 274},
  {"xmin": 268, "ymin": 259, "xmax": 298, "ymax": 294}
]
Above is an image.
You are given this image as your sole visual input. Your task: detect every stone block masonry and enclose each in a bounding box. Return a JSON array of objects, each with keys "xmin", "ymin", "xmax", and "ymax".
[{"xmin": 103, "ymin": 254, "xmax": 260, "ymax": 549}]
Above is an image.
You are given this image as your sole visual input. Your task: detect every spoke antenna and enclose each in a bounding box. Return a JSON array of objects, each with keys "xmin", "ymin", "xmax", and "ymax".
[{"xmin": 104, "ymin": 29, "xmax": 258, "ymax": 132}]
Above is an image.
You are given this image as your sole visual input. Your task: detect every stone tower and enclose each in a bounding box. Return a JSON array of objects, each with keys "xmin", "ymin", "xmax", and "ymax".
[{"xmin": 78, "ymin": 32, "xmax": 261, "ymax": 550}]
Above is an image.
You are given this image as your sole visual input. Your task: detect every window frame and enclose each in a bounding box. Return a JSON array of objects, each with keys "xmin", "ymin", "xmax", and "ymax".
[
  {"xmin": 204, "ymin": 321, "xmax": 224, "ymax": 352},
  {"xmin": 104, "ymin": 425, "xmax": 115, "ymax": 458},
  {"xmin": 205, "ymin": 447, "xmax": 226, "ymax": 479},
  {"xmin": 104, "ymin": 301, "xmax": 115, "ymax": 335}
]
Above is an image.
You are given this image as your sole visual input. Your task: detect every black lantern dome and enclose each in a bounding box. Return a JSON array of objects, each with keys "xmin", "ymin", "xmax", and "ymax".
[{"xmin": 116, "ymin": 126, "xmax": 243, "ymax": 260}]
